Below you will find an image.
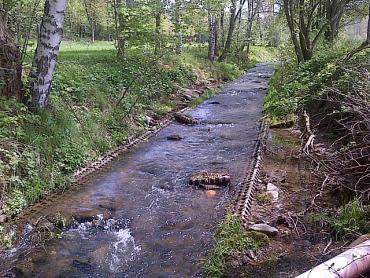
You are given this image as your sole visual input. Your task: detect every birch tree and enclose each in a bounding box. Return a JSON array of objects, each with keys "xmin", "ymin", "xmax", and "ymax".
[
  {"xmin": 173, "ymin": 0, "xmax": 183, "ymax": 54},
  {"xmin": 242, "ymin": 0, "xmax": 261, "ymax": 59},
  {"xmin": 208, "ymin": 9, "xmax": 218, "ymax": 61},
  {"xmin": 30, "ymin": 0, "xmax": 68, "ymax": 109},
  {"xmin": 150, "ymin": 0, "xmax": 166, "ymax": 55}
]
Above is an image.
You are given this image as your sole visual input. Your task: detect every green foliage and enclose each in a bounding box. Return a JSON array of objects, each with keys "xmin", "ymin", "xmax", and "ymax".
[
  {"xmin": 151, "ymin": 102, "xmax": 174, "ymax": 115},
  {"xmin": 214, "ymin": 62, "xmax": 244, "ymax": 81},
  {"xmin": 256, "ymin": 192, "xmax": 273, "ymax": 204},
  {"xmin": 329, "ymin": 199, "xmax": 370, "ymax": 239},
  {"xmin": 205, "ymin": 214, "xmax": 269, "ymax": 278},
  {"xmin": 190, "ymin": 88, "xmax": 221, "ymax": 107},
  {"xmin": 5, "ymin": 189, "xmax": 27, "ymax": 215},
  {"xmin": 249, "ymin": 46, "xmax": 279, "ymax": 63},
  {"xmin": 264, "ymin": 45, "xmax": 368, "ymax": 124},
  {"xmin": 0, "ymin": 225, "xmax": 13, "ymax": 249},
  {"xmin": 116, "ymin": 1, "xmax": 155, "ymax": 46},
  {"xmin": 309, "ymin": 199, "xmax": 370, "ymax": 240}
]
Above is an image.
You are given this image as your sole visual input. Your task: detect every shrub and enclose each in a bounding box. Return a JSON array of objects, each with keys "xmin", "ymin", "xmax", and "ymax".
[
  {"xmin": 309, "ymin": 199, "xmax": 370, "ymax": 240},
  {"xmin": 330, "ymin": 199, "xmax": 370, "ymax": 240},
  {"xmin": 214, "ymin": 62, "xmax": 244, "ymax": 81},
  {"xmin": 264, "ymin": 46, "xmax": 349, "ymax": 124}
]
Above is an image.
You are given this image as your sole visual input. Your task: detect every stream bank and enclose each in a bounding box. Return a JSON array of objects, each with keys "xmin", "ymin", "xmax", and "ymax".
[
  {"xmin": 225, "ymin": 128, "xmax": 348, "ymax": 278},
  {"xmin": 1, "ymin": 64, "xmax": 274, "ymax": 277}
]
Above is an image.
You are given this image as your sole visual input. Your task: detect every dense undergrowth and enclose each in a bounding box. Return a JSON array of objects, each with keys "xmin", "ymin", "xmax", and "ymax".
[
  {"xmin": 265, "ymin": 44, "xmax": 370, "ymax": 125},
  {"xmin": 0, "ymin": 41, "xmax": 271, "ymax": 218},
  {"xmin": 265, "ymin": 44, "xmax": 370, "ymax": 239}
]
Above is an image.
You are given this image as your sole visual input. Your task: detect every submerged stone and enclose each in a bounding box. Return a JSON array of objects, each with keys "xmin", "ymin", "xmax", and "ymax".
[
  {"xmin": 167, "ymin": 134, "xmax": 182, "ymax": 141},
  {"xmin": 174, "ymin": 112, "xmax": 198, "ymax": 125},
  {"xmin": 189, "ymin": 171, "xmax": 230, "ymax": 189}
]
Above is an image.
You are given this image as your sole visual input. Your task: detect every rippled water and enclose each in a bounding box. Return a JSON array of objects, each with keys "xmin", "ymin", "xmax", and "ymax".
[{"xmin": 2, "ymin": 64, "xmax": 273, "ymax": 278}]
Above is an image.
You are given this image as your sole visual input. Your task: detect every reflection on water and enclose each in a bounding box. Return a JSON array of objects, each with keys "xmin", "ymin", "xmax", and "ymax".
[{"xmin": 2, "ymin": 65, "xmax": 273, "ymax": 278}]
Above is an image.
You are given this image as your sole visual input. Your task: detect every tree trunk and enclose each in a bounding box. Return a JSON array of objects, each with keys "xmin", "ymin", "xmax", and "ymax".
[
  {"xmin": 154, "ymin": 12, "xmax": 161, "ymax": 55},
  {"xmin": 91, "ymin": 20, "xmax": 95, "ymax": 42},
  {"xmin": 324, "ymin": 0, "xmax": 347, "ymax": 44},
  {"xmin": 84, "ymin": 0, "xmax": 95, "ymax": 43},
  {"xmin": 79, "ymin": 25, "xmax": 84, "ymax": 38},
  {"xmin": 244, "ymin": 18, "xmax": 254, "ymax": 59},
  {"xmin": 214, "ymin": 17, "xmax": 219, "ymax": 57},
  {"xmin": 219, "ymin": 6, "xmax": 225, "ymax": 50},
  {"xmin": 344, "ymin": 4, "xmax": 370, "ymax": 62},
  {"xmin": 298, "ymin": 0, "xmax": 313, "ymax": 61},
  {"xmin": 114, "ymin": 0, "xmax": 125, "ymax": 57},
  {"xmin": 0, "ymin": 11, "xmax": 23, "ymax": 100},
  {"xmin": 117, "ymin": 9, "xmax": 125, "ymax": 56},
  {"xmin": 219, "ymin": 0, "xmax": 237, "ymax": 61},
  {"xmin": 208, "ymin": 10, "xmax": 216, "ymax": 61},
  {"xmin": 174, "ymin": 1, "xmax": 182, "ymax": 54},
  {"xmin": 283, "ymin": 0, "xmax": 304, "ymax": 63},
  {"xmin": 30, "ymin": 0, "xmax": 67, "ymax": 109}
]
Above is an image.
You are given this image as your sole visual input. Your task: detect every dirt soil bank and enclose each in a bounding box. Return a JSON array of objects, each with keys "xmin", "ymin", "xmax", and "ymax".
[{"xmin": 228, "ymin": 128, "xmax": 347, "ymax": 278}]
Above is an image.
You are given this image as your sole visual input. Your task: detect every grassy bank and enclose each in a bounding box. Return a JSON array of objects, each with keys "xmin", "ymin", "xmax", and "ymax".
[
  {"xmin": 0, "ymin": 41, "xmax": 252, "ymax": 218},
  {"xmin": 205, "ymin": 214, "xmax": 269, "ymax": 277}
]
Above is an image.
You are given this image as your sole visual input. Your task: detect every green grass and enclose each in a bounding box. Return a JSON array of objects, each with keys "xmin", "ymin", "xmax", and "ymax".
[
  {"xmin": 205, "ymin": 214, "xmax": 269, "ymax": 278},
  {"xmin": 256, "ymin": 192, "xmax": 273, "ymax": 204},
  {"xmin": 330, "ymin": 199, "xmax": 370, "ymax": 239},
  {"xmin": 310, "ymin": 199, "xmax": 370, "ymax": 240},
  {"xmin": 190, "ymin": 87, "xmax": 221, "ymax": 108},
  {"xmin": 60, "ymin": 40, "xmax": 116, "ymax": 51}
]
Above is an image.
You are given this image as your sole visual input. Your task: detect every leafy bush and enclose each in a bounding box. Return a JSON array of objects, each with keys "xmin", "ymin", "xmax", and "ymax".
[
  {"xmin": 264, "ymin": 46, "xmax": 349, "ymax": 124},
  {"xmin": 5, "ymin": 189, "xmax": 27, "ymax": 214},
  {"xmin": 214, "ymin": 62, "xmax": 244, "ymax": 81}
]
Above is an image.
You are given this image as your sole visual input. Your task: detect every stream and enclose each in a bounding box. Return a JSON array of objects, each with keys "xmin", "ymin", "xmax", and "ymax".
[{"xmin": 2, "ymin": 64, "xmax": 273, "ymax": 278}]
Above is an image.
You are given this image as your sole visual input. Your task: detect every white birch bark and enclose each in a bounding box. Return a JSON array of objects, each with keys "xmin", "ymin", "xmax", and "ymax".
[
  {"xmin": 208, "ymin": 10, "xmax": 216, "ymax": 61},
  {"xmin": 31, "ymin": 0, "xmax": 67, "ymax": 108}
]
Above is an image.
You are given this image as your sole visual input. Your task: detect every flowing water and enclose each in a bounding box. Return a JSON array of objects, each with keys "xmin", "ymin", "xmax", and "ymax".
[{"xmin": 1, "ymin": 64, "xmax": 273, "ymax": 278}]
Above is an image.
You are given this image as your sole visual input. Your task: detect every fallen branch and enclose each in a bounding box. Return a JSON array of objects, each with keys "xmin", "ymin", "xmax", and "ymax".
[{"xmin": 301, "ymin": 110, "xmax": 315, "ymax": 154}]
